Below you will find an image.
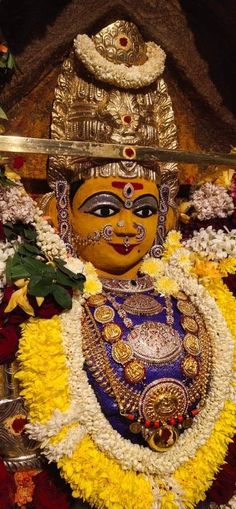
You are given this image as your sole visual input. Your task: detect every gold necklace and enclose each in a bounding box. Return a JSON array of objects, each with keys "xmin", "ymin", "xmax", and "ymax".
[{"xmin": 82, "ymin": 289, "xmax": 213, "ymax": 451}]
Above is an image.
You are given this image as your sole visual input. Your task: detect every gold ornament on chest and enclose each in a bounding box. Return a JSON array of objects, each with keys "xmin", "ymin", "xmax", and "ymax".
[
  {"xmin": 122, "ymin": 294, "xmax": 163, "ymax": 315},
  {"xmin": 127, "ymin": 321, "xmax": 182, "ymax": 365}
]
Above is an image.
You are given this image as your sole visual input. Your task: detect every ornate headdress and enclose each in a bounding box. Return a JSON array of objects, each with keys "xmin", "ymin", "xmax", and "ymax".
[{"xmin": 48, "ymin": 20, "xmax": 179, "ymax": 255}]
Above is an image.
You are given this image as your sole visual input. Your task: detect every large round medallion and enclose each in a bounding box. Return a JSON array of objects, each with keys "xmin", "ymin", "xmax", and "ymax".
[
  {"xmin": 94, "ymin": 305, "xmax": 115, "ymax": 324},
  {"xmin": 128, "ymin": 321, "xmax": 182, "ymax": 365},
  {"xmin": 122, "ymin": 294, "xmax": 163, "ymax": 316},
  {"xmin": 112, "ymin": 341, "xmax": 133, "ymax": 364},
  {"xmin": 139, "ymin": 378, "xmax": 188, "ymax": 421},
  {"xmin": 183, "ymin": 333, "xmax": 201, "ymax": 356}
]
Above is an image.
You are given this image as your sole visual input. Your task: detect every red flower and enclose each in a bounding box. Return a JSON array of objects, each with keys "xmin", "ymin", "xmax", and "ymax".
[
  {"xmin": 0, "ymin": 459, "xmax": 16, "ymax": 509},
  {"xmin": 33, "ymin": 470, "xmax": 71, "ymax": 509},
  {"xmin": 34, "ymin": 295, "xmax": 64, "ymax": 319},
  {"xmin": 13, "ymin": 156, "xmax": 25, "ymax": 169},
  {"xmin": 0, "ymin": 327, "xmax": 19, "ymax": 364}
]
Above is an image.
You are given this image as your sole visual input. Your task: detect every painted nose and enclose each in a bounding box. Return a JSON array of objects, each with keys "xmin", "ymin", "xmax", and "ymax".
[{"xmin": 114, "ymin": 210, "xmax": 137, "ymax": 237}]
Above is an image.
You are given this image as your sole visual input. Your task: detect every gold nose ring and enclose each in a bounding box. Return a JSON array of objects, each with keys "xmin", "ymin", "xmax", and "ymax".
[{"xmin": 117, "ymin": 220, "xmax": 125, "ymax": 227}]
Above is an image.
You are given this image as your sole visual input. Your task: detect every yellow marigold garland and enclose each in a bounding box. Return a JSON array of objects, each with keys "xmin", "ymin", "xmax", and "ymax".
[
  {"xmin": 17, "ymin": 316, "xmax": 70, "ymax": 424},
  {"xmin": 58, "ymin": 435, "xmax": 153, "ymax": 509},
  {"xmin": 159, "ymin": 481, "xmax": 179, "ymax": 509},
  {"xmin": 206, "ymin": 279, "xmax": 236, "ymax": 343},
  {"xmin": 174, "ymin": 274, "xmax": 236, "ymax": 507}
]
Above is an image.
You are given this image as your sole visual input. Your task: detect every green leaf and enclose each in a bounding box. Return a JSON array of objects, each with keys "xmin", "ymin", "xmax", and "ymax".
[
  {"xmin": 5, "ymin": 256, "xmax": 13, "ymax": 283},
  {"xmin": 28, "ymin": 277, "xmax": 52, "ymax": 297},
  {"xmin": 23, "ymin": 257, "xmax": 49, "ymax": 275},
  {"xmin": 24, "ymin": 228, "xmax": 37, "ymax": 241},
  {"xmin": 54, "ymin": 259, "xmax": 85, "ymax": 281},
  {"xmin": 73, "ymin": 279, "xmax": 85, "ymax": 291},
  {"xmin": 3, "ymin": 223, "xmax": 17, "ymax": 240},
  {"xmin": 56, "ymin": 270, "xmax": 74, "ymax": 287},
  {"xmin": 23, "ymin": 243, "xmax": 42, "ymax": 255},
  {"xmin": 52, "ymin": 285, "xmax": 72, "ymax": 309},
  {"xmin": 54, "ymin": 258, "xmax": 66, "ymax": 268},
  {"xmin": 11, "ymin": 265, "xmax": 30, "ymax": 279},
  {"xmin": 18, "ymin": 245, "xmax": 33, "ymax": 256}
]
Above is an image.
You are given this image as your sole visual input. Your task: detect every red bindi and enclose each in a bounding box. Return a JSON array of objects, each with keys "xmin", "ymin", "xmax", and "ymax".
[{"xmin": 112, "ymin": 181, "xmax": 143, "ymax": 190}]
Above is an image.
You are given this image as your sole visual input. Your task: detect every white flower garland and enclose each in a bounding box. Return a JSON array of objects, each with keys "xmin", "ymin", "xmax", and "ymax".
[
  {"xmin": 74, "ymin": 34, "xmax": 166, "ymax": 88},
  {"xmin": 0, "ymin": 184, "xmax": 37, "ymax": 224},
  {"xmin": 34, "ymin": 212, "xmax": 67, "ymax": 260},
  {"xmin": 25, "ymin": 260, "xmax": 235, "ymax": 488},
  {"xmin": 191, "ymin": 183, "xmax": 234, "ymax": 220},
  {"xmin": 0, "ymin": 239, "xmax": 19, "ymax": 295},
  {"xmin": 184, "ymin": 226, "xmax": 236, "ymax": 260}
]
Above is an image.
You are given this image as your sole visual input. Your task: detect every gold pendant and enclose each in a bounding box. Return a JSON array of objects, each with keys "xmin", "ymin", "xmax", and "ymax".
[
  {"xmin": 94, "ymin": 305, "xmax": 115, "ymax": 324},
  {"xmin": 183, "ymin": 333, "xmax": 201, "ymax": 356},
  {"xmin": 129, "ymin": 421, "xmax": 142, "ymax": 434},
  {"xmin": 147, "ymin": 426, "xmax": 178, "ymax": 451},
  {"xmin": 103, "ymin": 323, "xmax": 122, "ymax": 343},
  {"xmin": 181, "ymin": 355, "xmax": 199, "ymax": 378},
  {"xmin": 122, "ymin": 294, "xmax": 163, "ymax": 316},
  {"xmin": 176, "ymin": 291, "xmax": 188, "ymax": 301},
  {"xmin": 177, "ymin": 300, "xmax": 196, "ymax": 316},
  {"xmin": 112, "ymin": 341, "xmax": 133, "ymax": 364},
  {"xmin": 181, "ymin": 316, "xmax": 198, "ymax": 334},
  {"xmin": 124, "ymin": 360, "xmax": 145, "ymax": 384},
  {"xmin": 87, "ymin": 294, "xmax": 107, "ymax": 307}
]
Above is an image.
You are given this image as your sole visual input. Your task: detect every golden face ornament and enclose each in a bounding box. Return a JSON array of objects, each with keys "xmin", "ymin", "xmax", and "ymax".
[{"xmin": 71, "ymin": 176, "xmax": 159, "ymax": 277}]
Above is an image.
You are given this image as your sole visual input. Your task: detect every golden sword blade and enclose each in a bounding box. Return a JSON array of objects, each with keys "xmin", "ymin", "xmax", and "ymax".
[{"xmin": 0, "ymin": 135, "xmax": 236, "ymax": 167}]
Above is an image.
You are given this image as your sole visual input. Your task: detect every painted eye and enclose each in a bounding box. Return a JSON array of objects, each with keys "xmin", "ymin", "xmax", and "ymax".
[
  {"xmin": 134, "ymin": 206, "xmax": 157, "ymax": 218},
  {"xmin": 91, "ymin": 206, "xmax": 119, "ymax": 217}
]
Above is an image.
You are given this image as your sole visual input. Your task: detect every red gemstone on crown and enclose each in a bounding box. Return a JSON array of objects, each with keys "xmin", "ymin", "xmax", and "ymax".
[
  {"xmin": 119, "ymin": 37, "xmax": 128, "ymax": 47},
  {"xmin": 123, "ymin": 115, "xmax": 132, "ymax": 124},
  {"xmin": 124, "ymin": 147, "xmax": 135, "ymax": 159}
]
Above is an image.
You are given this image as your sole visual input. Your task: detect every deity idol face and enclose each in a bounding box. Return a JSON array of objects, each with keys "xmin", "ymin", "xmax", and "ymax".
[{"xmin": 71, "ymin": 176, "xmax": 159, "ymax": 277}]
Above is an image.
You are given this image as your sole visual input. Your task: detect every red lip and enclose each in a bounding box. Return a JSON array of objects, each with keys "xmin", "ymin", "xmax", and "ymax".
[{"xmin": 110, "ymin": 243, "xmax": 138, "ymax": 255}]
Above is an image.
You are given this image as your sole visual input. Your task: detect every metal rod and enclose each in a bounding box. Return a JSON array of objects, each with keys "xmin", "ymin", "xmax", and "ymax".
[{"xmin": 0, "ymin": 135, "xmax": 236, "ymax": 167}]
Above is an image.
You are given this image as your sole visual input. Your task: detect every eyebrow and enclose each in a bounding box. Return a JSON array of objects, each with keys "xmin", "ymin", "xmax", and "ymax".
[
  {"xmin": 78, "ymin": 192, "xmax": 158, "ymax": 211},
  {"xmin": 79, "ymin": 192, "xmax": 124, "ymax": 208}
]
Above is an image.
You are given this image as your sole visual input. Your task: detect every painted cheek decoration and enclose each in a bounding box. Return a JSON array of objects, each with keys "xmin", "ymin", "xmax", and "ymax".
[
  {"xmin": 73, "ymin": 224, "xmax": 113, "ymax": 246},
  {"xmin": 101, "ymin": 225, "xmax": 114, "ymax": 241},
  {"xmin": 134, "ymin": 223, "xmax": 146, "ymax": 242}
]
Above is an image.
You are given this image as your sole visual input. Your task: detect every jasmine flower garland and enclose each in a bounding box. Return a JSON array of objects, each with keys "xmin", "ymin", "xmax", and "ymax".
[{"xmin": 184, "ymin": 226, "xmax": 236, "ymax": 260}]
